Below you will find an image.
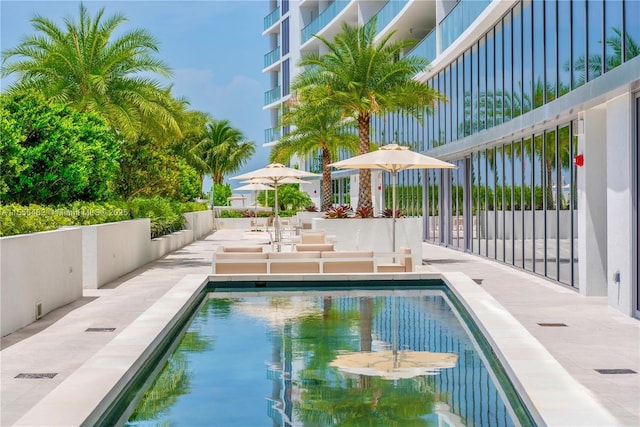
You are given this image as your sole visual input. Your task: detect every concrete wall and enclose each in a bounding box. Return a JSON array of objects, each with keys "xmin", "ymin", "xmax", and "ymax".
[
  {"xmin": 1, "ymin": 228, "xmax": 83, "ymax": 337},
  {"xmin": 1, "ymin": 210, "xmax": 213, "ymax": 336},
  {"xmin": 606, "ymin": 93, "xmax": 634, "ymax": 315},
  {"xmin": 82, "ymin": 219, "xmax": 152, "ymax": 289},
  {"xmin": 184, "ymin": 210, "xmax": 213, "ymax": 240},
  {"xmin": 311, "ymin": 217, "xmax": 423, "ymax": 267}
]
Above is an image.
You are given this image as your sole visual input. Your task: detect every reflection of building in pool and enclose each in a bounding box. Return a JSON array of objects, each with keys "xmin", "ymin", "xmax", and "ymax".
[
  {"xmin": 262, "ymin": 0, "xmax": 640, "ymax": 319},
  {"xmin": 262, "ymin": 295, "xmax": 523, "ymax": 426}
]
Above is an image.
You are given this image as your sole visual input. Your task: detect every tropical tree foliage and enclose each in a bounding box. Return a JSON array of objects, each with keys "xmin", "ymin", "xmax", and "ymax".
[
  {"xmin": 270, "ymin": 91, "xmax": 359, "ymax": 211},
  {"xmin": 1, "ymin": 3, "xmax": 182, "ymax": 141},
  {"xmin": 0, "ymin": 91, "xmax": 119, "ymax": 204},
  {"xmin": 113, "ymin": 136, "xmax": 200, "ymax": 201},
  {"xmin": 294, "ymin": 18, "xmax": 444, "ymax": 210},
  {"xmin": 190, "ymin": 119, "xmax": 255, "ymax": 185}
]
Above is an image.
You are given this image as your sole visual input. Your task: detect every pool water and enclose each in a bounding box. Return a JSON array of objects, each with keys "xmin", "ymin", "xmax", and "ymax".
[{"xmin": 124, "ymin": 289, "xmax": 532, "ymax": 426}]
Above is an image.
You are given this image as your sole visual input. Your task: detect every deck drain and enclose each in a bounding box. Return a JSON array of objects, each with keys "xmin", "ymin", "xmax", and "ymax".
[
  {"xmin": 537, "ymin": 322, "xmax": 567, "ymax": 327},
  {"xmin": 15, "ymin": 373, "xmax": 57, "ymax": 379},
  {"xmin": 595, "ymin": 369, "xmax": 637, "ymax": 375},
  {"xmin": 85, "ymin": 327, "xmax": 116, "ymax": 332}
]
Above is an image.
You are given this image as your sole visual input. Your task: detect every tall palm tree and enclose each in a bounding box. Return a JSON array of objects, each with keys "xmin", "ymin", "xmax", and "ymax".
[
  {"xmin": 270, "ymin": 93, "xmax": 359, "ymax": 211},
  {"xmin": 1, "ymin": 3, "xmax": 181, "ymax": 141},
  {"xmin": 293, "ymin": 18, "xmax": 444, "ymax": 210},
  {"xmin": 192, "ymin": 119, "xmax": 255, "ymax": 185}
]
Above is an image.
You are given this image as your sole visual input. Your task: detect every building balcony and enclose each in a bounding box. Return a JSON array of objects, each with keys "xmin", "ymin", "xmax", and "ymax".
[
  {"xmin": 440, "ymin": 0, "xmax": 491, "ymax": 51},
  {"xmin": 367, "ymin": 0, "xmax": 409, "ymax": 35},
  {"xmin": 264, "ymin": 46, "xmax": 280, "ymax": 69},
  {"xmin": 264, "ymin": 127, "xmax": 281, "ymax": 144},
  {"xmin": 264, "ymin": 7, "xmax": 280, "ymax": 31},
  {"xmin": 264, "ymin": 86, "xmax": 281, "ymax": 106},
  {"xmin": 301, "ymin": 0, "xmax": 350, "ymax": 43},
  {"xmin": 406, "ymin": 28, "xmax": 436, "ymax": 63}
]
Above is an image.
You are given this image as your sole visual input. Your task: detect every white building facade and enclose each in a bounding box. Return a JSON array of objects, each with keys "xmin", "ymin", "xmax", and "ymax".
[{"xmin": 262, "ymin": 0, "xmax": 640, "ymax": 318}]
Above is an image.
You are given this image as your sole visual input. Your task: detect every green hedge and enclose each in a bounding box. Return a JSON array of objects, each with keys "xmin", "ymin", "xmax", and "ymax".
[{"xmin": 0, "ymin": 197, "xmax": 207, "ymax": 238}]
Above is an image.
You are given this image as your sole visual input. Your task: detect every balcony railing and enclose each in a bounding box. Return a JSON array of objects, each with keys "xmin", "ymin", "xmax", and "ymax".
[
  {"xmin": 264, "ymin": 7, "xmax": 280, "ymax": 31},
  {"xmin": 301, "ymin": 0, "xmax": 350, "ymax": 43},
  {"xmin": 264, "ymin": 46, "xmax": 280, "ymax": 68},
  {"xmin": 406, "ymin": 28, "xmax": 436, "ymax": 63},
  {"xmin": 440, "ymin": 0, "xmax": 491, "ymax": 51},
  {"xmin": 264, "ymin": 86, "xmax": 281, "ymax": 106},
  {"xmin": 264, "ymin": 127, "xmax": 282, "ymax": 143},
  {"xmin": 367, "ymin": 0, "xmax": 409, "ymax": 35}
]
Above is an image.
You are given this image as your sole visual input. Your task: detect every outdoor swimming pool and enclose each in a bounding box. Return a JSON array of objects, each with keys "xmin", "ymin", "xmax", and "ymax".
[{"xmin": 118, "ymin": 287, "xmax": 534, "ymax": 426}]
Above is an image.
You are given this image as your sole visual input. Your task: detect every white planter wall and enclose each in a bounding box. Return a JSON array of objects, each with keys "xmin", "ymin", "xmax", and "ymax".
[
  {"xmin": 311, "ymin": 217, "xmax": 423, "ymax": 267},
  {"xmin": 1, "ymin": 228, "xmax": 83, "ymax": 337},
  {"xmin": 1, "ymin": 210, "xmax": 213, "ymax": 336},
  {"xmin": 82, "ymin": 219, "xmax": 152, "ymax": 289}
]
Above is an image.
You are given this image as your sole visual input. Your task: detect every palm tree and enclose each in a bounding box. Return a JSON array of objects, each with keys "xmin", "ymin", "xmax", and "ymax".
[
  {"xmin": 191, "ymin": 119, "xmax": 255, "ymax": 185},
  {"xmin": 270, "ymin": 93, "xmax": 359, "ymax": 211},
  {"xmin": 293, "ymin": 18, "xmax": 444, "ymax": 210},
  {"xmin": 1, "ymin": 3, "xmax": 181, "ymax": 141}
]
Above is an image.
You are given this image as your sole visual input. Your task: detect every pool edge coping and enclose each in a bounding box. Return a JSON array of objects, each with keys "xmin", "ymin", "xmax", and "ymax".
[{"xmin": 13, "ymin": 272, "xmax": 621, "ymax": 426}]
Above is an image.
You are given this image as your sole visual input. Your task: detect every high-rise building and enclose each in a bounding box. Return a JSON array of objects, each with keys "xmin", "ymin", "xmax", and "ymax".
[{"xmin": 262, "ymin": 0, "xmax": 640, "ymax": 318}]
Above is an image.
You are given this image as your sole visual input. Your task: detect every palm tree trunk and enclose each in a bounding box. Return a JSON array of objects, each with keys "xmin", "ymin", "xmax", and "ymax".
[
  {"xmin": 358, "ymin": 113, "xmax": 372, "ymax": 210},
  {"xmin": 321, "ymin": 146, "xmax": 333, "ymax": 211}
]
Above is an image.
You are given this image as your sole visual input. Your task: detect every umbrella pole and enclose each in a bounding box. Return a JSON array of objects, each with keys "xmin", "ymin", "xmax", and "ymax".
[
  {"xmin": 274, "ymin": 183, "xmax": 280, "ymax": 250},
  {"xmin": 392, "ymin": 171, "xmax": 397, "ymax": 256}
]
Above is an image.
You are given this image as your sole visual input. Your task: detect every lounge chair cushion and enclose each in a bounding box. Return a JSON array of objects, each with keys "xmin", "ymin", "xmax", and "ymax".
[
  {"xmin": 219, "ymin": 245, "xmax": 264, "ymax": 253},
  {"xmin": 321, "ymin": 251, "xmax": 374, "ymax": 273},
  {"xmin": 295, "ymin": 243, "xmax": 334, "ymax": 252},
  {"xmin": 268, "ymin": 251, "xmax": 320, "ymax": 273}
]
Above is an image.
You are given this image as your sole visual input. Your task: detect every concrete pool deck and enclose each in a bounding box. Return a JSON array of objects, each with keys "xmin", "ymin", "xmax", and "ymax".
[{"xmin": 1, "ymin": 229, "xmax": 638, "ymax": 426}]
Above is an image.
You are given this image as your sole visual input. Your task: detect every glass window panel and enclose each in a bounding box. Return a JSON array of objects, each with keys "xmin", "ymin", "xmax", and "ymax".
[
  {"xmin": 514, "ymin": 139, "xmax": 525, "ymax": 267},
  {"xmin": 458, "ymin": 57, "xmax": 465, "ymax": 139},
  {"xmin": 451, "ymin": 163, "xmax": 460, "ymax": 249},
  {"xmin": 533, "ymin": 0, "xmax": 545, "ymax": 109},
  {"xmin": 545, "ymin": 129, "xmax": 558, "ymax": 281},
  {"xmin": 472, "ymin": 152, "xmax": 480, "ymax": 254},
  {"xmin": 545, "ymin": 0, "xmax": 557, "ymax": 102},
  {"xmin": 440, "ymin": 70, "xmax": 447, "ymax": 144},
  {"xmin": 512, "ymin": 2, "xmax": 523, "ymax": 118},
  {"xmin": 487, "ymin": 29, "xmax": 495, "ymax": 129},
  {"xmin": 605, "ymin": 0, "xmax": 622, "ymax": 72},
  {"xmin": 558, "ymin": 125, "xmax": 572, "ymax": 285},
  {"xmin": 504, "ymin": 143, "xmax": 514, "ymax": 265},
  {"xmin": 480, "ymin": 150, "xmax": 488, "ymax": 257},
  {"xmin": 572, "ymin": 0, "xmax": 586, "ymax": 88},
  {"xmin": 464, "ymin": 50, "xmax": 472, "ymax": 137},
  {"xmin": 479, "ymin": 37, "xmax": 487, "ymax": 131},
  {"xmin": 533, "ymin": 134, "xmax": 544, "ymax": 275},
  {"xmin": 495, "ymin": 22, "xmax": 503, "ymax": 126},
  {"xmin": 522, "ymin": 0, "xmax": 533, "ymax": 114},
  {"xmin": 625, "ymin": 0, "xmax": 640, "ymax": 61},
  {"xmin": 587, "ymin": 0, "xmax": 603, "ymax": 81},
  {"xmin": 433, "ymin": 74, "xmax": 440, "ymax": 147},
  {"xmin": 445, "ymin": 67, "xmax": 452, "ymax": 144},
  {"xmin": 503, "ymin": 12, "xmax": 513, "ymax": 121},
  {"xmin": 558, "ymin": 0, "xmax": 571, "ymax": 97},
  {"xmin": 490, "ymin": 147, "xmax": 500, "ymax": 260},
  {"xmin": 523, "ymin": 137, "xmax": 534, "ymax": 271},
  {"xmin": 472, "ymin": 44, "xmax": 479, "ymax": 134},
  {"xmin": 451, "ymin": 61, "xmax": 459, "ymax": 141}
]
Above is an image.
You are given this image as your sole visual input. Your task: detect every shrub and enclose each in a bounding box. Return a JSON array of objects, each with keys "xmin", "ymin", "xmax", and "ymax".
[
  {"xmin": 304, "ymin": 205, "xmax": 318, "ymax": 212},
  {"xmin": 324, "ymin": 205, "xmax": 353, "ymax": 219},
  {"xmin": 355, "ymin": 206, "xmax": 373, "ymax": 218}
]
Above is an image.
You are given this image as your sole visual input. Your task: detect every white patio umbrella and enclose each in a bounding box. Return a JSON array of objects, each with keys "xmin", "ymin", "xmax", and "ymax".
[
  {"xmin": 234, "ymin": 182, "xmax": 274, "ymax": 208},
  {"xmin": 329, "ymin": 144, "xmax": 456, "ymax": 252},
  {"xmin": 231, "ymin": 163, "xmax": 320, "ymax": 245},
  {"xmin": 330, "ymin": 349, "xmax": 459, "ymax": 380}
]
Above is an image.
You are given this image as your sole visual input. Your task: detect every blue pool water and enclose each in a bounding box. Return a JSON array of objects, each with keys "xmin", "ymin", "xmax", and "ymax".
[{"xmin": 123, "ymin": 289, "xmax": 533, "ymax": 426}]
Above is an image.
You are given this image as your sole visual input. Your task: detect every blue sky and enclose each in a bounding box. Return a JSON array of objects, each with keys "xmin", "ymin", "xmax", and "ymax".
[{"xmin": 0, "ymin": 0, "xmax": 272, "ymax": 188}]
